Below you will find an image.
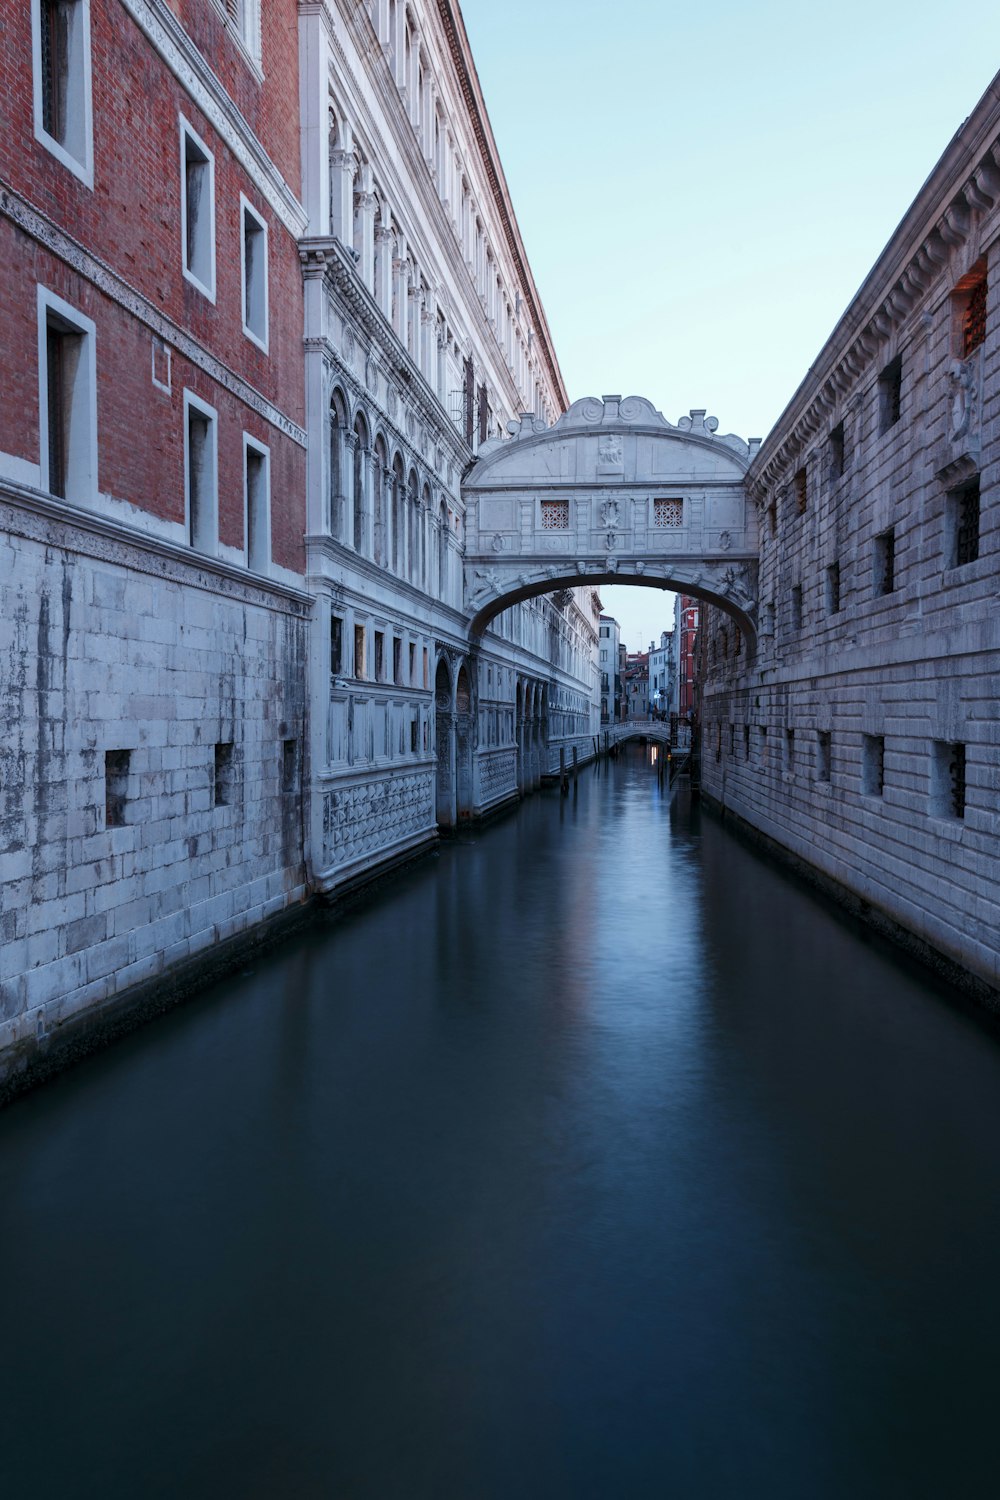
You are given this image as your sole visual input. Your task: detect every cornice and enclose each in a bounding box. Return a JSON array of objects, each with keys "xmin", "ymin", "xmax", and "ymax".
[
  {"xmin": 752, "ymin": 77, "xmax": 1000, "ymax": 490},
  {"xmin": 121, "ymin": 0, "xmax": 307, "ymax": 236},
  {"xmin": 435, "ymin": 0, "xmax": 568, "ymax": 411},
  {"xmin": 1, "ymin": 482, "xmax": 312, "ymax": 613},
  {"xmin": 3, "ymin": 178, "xmax": 306, "ymax": 446}
]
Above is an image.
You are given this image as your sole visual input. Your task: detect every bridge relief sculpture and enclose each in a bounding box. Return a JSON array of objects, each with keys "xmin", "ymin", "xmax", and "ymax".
[{"xmin": 461, "ymin": 395, "xmax": 761, "ymax": 645}]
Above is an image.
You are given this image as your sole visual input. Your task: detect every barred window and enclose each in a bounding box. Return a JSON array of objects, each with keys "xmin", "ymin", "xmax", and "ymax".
[
  {"xmin": 794, "ymin": 466, "xmax": 807, "ymax": 514},
  {"xmin": 962, "ymin": 273, "xmax": 987, "ymax": 358},
  {"xmin": 541, "ymin": 500, "xmax": 569, "ymax": 530},
  {"xmin": 949, "ymin": 477, "xmax": 980, "ymax": 568},
  {"xmin": 653, "ymin": 498, "xmax": 683, "ymax": 528}
]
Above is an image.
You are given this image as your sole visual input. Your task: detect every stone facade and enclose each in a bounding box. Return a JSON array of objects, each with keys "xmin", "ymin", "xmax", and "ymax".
[{"xmin": 700, "ymin": 72, "xmax": 1000, "ymax": 997}]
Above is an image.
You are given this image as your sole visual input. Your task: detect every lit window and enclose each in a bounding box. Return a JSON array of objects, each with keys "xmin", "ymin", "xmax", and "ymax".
[
  {"xmin": 180, "ymin": 118, "xmax": 216, "ymax": 299},
  {"xmin": 33, "ymin": 0, "xmax": 93, "ymax": 185},
  {"xmin": 241, "ymin": 196, "xmax": 268, "ymax": 349}
]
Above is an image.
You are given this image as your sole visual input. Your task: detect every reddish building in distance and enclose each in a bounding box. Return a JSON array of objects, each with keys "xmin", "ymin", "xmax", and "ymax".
[{"xmin": 675, "ymin": 595, "xmax": 700, "ymax": 723}]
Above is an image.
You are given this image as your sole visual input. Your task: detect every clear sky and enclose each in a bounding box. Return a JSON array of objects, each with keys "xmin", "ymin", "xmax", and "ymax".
[{"xmin": 460, "ymin": 0, "xmax": 1000, "ymax": 652}]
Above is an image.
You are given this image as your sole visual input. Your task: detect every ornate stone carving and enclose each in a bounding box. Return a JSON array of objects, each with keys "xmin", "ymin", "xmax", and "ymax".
[{"xmin": 323, "ymin": 773, "xmax": 434, "ymax": 869}]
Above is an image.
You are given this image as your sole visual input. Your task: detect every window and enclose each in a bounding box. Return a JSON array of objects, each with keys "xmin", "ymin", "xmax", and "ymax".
[
  {"xmin": 408, "ymin": 642, "xmax": 416, "ymax": 684},
  {"xmin": 878, "ymin": 356, "xmax": 902, "ymax": 433},
  {"xmin": 331, "ymin": 614, "xmax": 343, "ymax": 676},
  {"xmin": 105, "ymin": 749, "xmax": 130, "ymax": 828},
  {"xmin": 758, "ymin": 725, "xmax": 768, "ymax": 763},
  {"xmin": 410, "ymin": 717, "xmax": 418, "ymax": 753},
  {"xmin": 768, "ymin": 499, "xmax": 777, "ymax": 537},
  {"xmin": 784, "ymin": 728, "xmax": 795, "ymax": 773},
  {"xmin": 794, "ymin": 466, "xmax": 807, "ymax": 514},
  {"xmin": 541, "ymin": 500, "xmax": 569, "ymax": 530},
  {"xmin": 38, "ymin": 287, "xmax": 97, "ymax": 504},
  {"xmin": 184, "ymin": 392, "xmax": 218, "ymax": 554},
  {"xmin": 816, "ymin": 731, "xmax": 831, "ymax": 783},
  {"xmin": 244, "ymin": 436, "xmax": 270, "ymax": 572},
  {"xmin": 32, "ymin": 0, "xmax": 93, "ymax": 185},
  {"xmin": 744, "ymin": 724, "xmax": 751, "ymax": 761},
  {"xmin": 791, "ymin": 584, "xmax": 803, "ymax": 631},
  {"xmin": 240, "ymin": 196, "xmax": 268, "ymax": 349},
  {"xmin": 948, "ymin": 476, "xmax": 980, "ymax": 568},
  {"xmin": 213, "ymin": 742, "xmax": 234, "ymax": 807},
  {"xmin": 180, "ymin": 118, "xmax": 216, "ymax": 299},
  {"xmin": 829, "ymin": 421, "xmax": 846, "ymax": 480},
  {"xmin": 874, "ymin": 529, "xmax": 895, "ymax": 595},
  {"xmin": 218, "ymin": 0, "xmax": 262, "ymax": 65},
  {"xmin": 931, "ymin": 740, "xmax": 966, "ymax": 820},
  {"xmin": 374, "ymin": 630, "xmax": 385, "ymax": 682},
  {"xmin": 862, "ymin": 734, "xmax": 885, "ymax": 797},
  {"xmin": 393, "ymin": 638, "xmax": 402, "ymax": 684},
  {"xmin": 826, "ymin": 561, "xmax": 841, "ymax": 615},
  {"xmin": 282, "ymin": 737, "xmax": 297, "ymax": 796},
  {"xmin": 729, "ymin": 723, "xmax": 735, "ymax": 756},
  {"xmin": 354, "ymin": 623, "xmax": 366, "ymax": 679},
  {"xmin": 955, "ymin": 259, "xmax": 988, "ymax": 358},
  {"xmin": 653, "ymin": 498, "xmax": 683, "ymax": 528}
]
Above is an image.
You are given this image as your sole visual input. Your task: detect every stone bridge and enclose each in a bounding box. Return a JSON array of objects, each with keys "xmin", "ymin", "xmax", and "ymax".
[{"xmin": 462, "ymin": 395, "xmax": 761, "ymax": 648}]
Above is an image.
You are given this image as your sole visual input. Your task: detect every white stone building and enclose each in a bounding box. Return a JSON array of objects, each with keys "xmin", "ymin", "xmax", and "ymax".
[
  {"xmin": 648, "ymin": 631, "xmax": 675, "ymax": 718},
  {"xmin": 297, "ymin": 0, "xmax": 601, "ymax": 892}
]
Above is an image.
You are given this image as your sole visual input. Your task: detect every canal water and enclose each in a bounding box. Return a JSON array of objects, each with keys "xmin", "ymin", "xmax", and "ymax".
[{"xmin": 2, "ymin": 746, "xmax": 999, "ymax": 1499}]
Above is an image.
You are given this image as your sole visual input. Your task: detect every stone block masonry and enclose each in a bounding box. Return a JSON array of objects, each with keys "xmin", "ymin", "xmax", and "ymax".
[{"xmin": 0, "ymin": 486, "xmax": 310, "ymax": 1089}]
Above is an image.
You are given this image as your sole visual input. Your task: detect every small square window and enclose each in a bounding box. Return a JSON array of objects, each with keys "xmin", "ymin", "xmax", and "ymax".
[
  {"xmin": 213, "ymin": 742, "xmax": 234, "ymax": 807},
  {"xmin": 931, "ymin": 740, "xmax": 966, "ymax": 820},
  {"xmin": 826, "ymin": 561, "xmax": 841, "ymax": 615},
  {"xmin": 874, "ymin": 529, "xmax": 895, "ymax": 595},
  {"xmin": 862, "ymin": 734, "xmax": 885, "ymax": 797},
  {"xmin": 791, "ymin": 584, "xmax": 803, "ymax": 631},
  {"xmin": 105, "ymin": 748, "xmax": 130, "ymax": 828},
  {"xmin": 878, "ymin": 356, "xmax": 902, "ymax": 433},
  {"xmin": 816, "ymin": 731, "xmax": 831, "ymax": 783},
  {"xmin": 948, "ymin": 476, "xmax": 980, "ymax": 568}
]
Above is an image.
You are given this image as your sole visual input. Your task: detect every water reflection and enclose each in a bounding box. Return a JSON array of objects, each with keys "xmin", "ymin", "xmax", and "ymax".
[{"xmin": 1, "ymin": 747, "xmax": 999, "ymax": 1498}]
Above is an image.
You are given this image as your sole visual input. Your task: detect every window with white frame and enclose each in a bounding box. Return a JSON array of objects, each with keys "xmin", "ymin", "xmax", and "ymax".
[
  {"xmin": 37, "ymin": 286, "xmax": 97, "ymax": 504},
  {"xmin": 32, "ymin": 0, "xmax": 93, "ymax": 186},
  {"xmin": 240, "ymin": 196, "xmax": 268, "ymax": 350},
  {"xmin": 180, "ymin": 118, "xmax": 216, "ymax": 300},
  {"xmin": 243, "ymin": 435, "xmax": 270, "ymax": 573},
  {"xmin": 184, "ymin": 392, "xmax": 218, "ymax": 554},
  {"xmin": 216, "ymin": 0, "xmax": 262, "ymax": 67}
]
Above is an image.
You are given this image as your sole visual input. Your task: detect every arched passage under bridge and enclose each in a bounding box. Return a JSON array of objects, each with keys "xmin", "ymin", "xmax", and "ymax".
[{"xmin": 462, "ymin": 395, "xmax": 760, "ymax": 649}]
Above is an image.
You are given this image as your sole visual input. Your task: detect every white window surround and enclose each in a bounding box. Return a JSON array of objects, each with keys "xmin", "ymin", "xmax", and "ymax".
[
  {"xmin": 183, "ymin": 389, "xmax": 219, "ymax": 555},
  {"xmin": 243, "ymin": 432, "xmax": 271, "ymax": 574},
  {"xmin": 210, "ymin": 0, "xmax": 263, "ymax": 75},
  {"xmin": 36, "ymin": 284, "xmax": 98, "ymax": 504},
  {"xmin": 31, "ymin": 0, "xmax": 94, "ymax": 188},
  {"xmin": 179, "ymin": 116, "xmax": 216, "ymax": 302},
  {"xmin": 240, "ymin": 194, "xmax": 269, "ymax": 352}
]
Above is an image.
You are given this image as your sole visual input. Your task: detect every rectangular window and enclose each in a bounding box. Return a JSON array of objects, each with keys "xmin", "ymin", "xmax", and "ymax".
[
  {"xmin": 213, "ymin": 742, "xmax": 234, "ymax": 807},
  {"xmin": 282, "ymin": 738, "xmax": 297, "ymax": 796},
  {"xmin": 879, "ymin": 356, "xmax": 902, "ymax": 433},
  {"xmin": 791, "ymin": 584, "xmax": 803, "ymax": 631},
  {"xmin": 409, "ymin": 642, "xmax": 416, "ymax": 684},
  {"xmin": 38, "ymin": 287, "xmax": 97, "ymax": 505},
  {"xmin": 410, "ymin": 717, "xmax": 418, "ymax": 753},
  {"xmin": 794, "ymin": 466, "xmax": 807, "ymax": 514},
  {"xmin": 220, "ymin": 0, "xmax": 262, "ymax": 65},
  {"xmin": 331, "ymin": 614, "xmax": 343, "ymax": 675},
  {"xmin": 784, "ymin": 728, "xmax": 795, "ymax": 773},
  {"xmin": 241, "ymin": 196, "xmax": 268, "ymax": 350},
  {"xmin": 874, "ymin": 528, "xmax": 895, "ymax": 595},
  {"xmin": 244, "ymin": 437, "xmax": 270, "ymax": 573},
  {"xmin": 931, "ymin": 740, "xmax": 966, "ymax": 820},
  {"xmin": 180, "ymin": 118, "xmax": 216, "ymax": 299},
  {"xmin": 956, "ymin": 260, "xmax": 988, "ymax": 358},
  {"xmin": 374, "ymin": 630, "xmax": 385, "ymax": 682},
  {"xmin": 826, "ymin": 561, "xmax": 841, "ymax": 615},
  {"xmin": 393, "ymin": 638, "xmax": 402, "ymax": 684},
  {"xmin": 33, "ymin": 0, "xmax": 93, "ymax": 185},
  {"xmin": 758, "ymin": 725, "xmax": 768, "ymax": 763},
  {"xmin": 541, "ymin": 500, "xmax": 569, "ymax": 530},
  {"xmin": 354, "ymin": 623, "xmax": 366, "ymax": 679},
  {"xmin": 862, "ymin": 734, "xmax": 885, "ymax": 797},
  {"xmin": 829, "ymin": 421, "xmax": 845, "ymax": 480},
  {"xmin": 184, "ymin": 392, "xmax": 218, "ymax": 554},
  {"xmin": 816, "ymin": 730, "xmax": 831, "ymax": 783},
  {"xmin": 948, "ymin": 476, "xmax": 980, "ymax": 568},
  {"xmin": 768, "ymin": 499, "xmax": 777, "ymax": 537},
  {"xmin": 105, "ymin": 748, "xmax": 130, "ymax": 828},
  {"xmin": 653, "ymin": 498, "xmax": 683, "ymax": 528},
  {"xmin": 744, "ymin": 723, "xmax": 751, "ymax": 761}
]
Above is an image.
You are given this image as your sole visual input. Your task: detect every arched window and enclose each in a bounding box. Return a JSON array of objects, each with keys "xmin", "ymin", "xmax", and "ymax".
[
  {"xmin": 438, "ymin": 499, "xmax": 448, "ymax": 598},
  {"xmin": 353, "ymin": 413, "xmax": 369, "ymax": 554},
  {"xmin": 392, "ymin": 453, "xmax": 405, "ymax": 573},
  {"xmin": 328, "ymin": 389, "xmax": 349, "ymax": 538},
  {"xmin": 373, "ymin": 435, "xmax": 388, "ymax": 566},
  {"xmin": 407, "ymin": 470, "xmax": 419, "ymax": 583}
]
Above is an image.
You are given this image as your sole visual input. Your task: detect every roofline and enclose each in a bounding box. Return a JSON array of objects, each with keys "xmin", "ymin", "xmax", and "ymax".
[{"xmin": 436, "ymin": 0, "xmax": 570, "ymax": 412}]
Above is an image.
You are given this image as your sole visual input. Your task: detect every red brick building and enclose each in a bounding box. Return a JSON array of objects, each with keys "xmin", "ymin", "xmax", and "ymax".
[{"xmin": 0, "ymin": 1, "xmax": 311, "ymax": 1085}]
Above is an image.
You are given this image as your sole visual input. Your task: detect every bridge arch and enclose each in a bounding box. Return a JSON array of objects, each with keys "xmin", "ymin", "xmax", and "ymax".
[{"xmin": 461, "ymin": 394, "xmax": 760, "ymax": 651}]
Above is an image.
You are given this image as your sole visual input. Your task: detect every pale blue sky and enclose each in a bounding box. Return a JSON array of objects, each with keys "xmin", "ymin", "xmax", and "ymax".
[{"xmin": 461, "ymin": 0, "xmax": 1000, "ymax": 650}]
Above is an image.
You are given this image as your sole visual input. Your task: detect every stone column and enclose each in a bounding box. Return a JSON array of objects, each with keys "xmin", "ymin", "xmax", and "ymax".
[
  {"xmin": 354, "ymin": 166, "xmax": 377, "ymax": 293},
  {"xmin": 408, "ymin": 280, "xmax": 423, "ymax": 364},
  {"xmin": 375, "ymin": 224, "xmax": 394, "ymax": 321},
  {"xmin": 330, "ymin": 141, "xmax": 357, "ymax": 244}
]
